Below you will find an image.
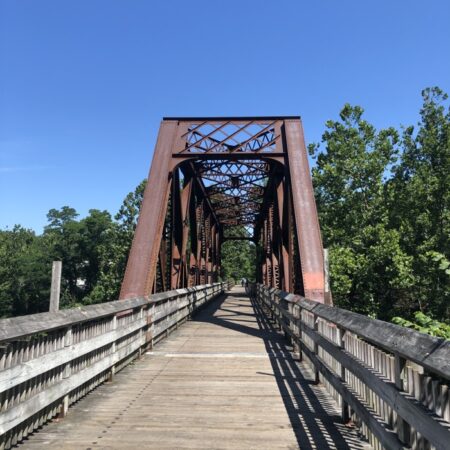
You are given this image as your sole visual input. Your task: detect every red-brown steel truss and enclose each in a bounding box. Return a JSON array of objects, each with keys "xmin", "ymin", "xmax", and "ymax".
[{"xmin": 120, "ymin": 117, "xmax": 327, "ymax": 303}]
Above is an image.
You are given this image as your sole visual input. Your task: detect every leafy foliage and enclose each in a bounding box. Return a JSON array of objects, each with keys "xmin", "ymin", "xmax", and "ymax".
[
  {"xmin": 310, "ymin": 87, "xmax": 449, "ymax": 323},
  {"xmin": 309, "ymin": 103, "xmax": 414, "ymax": 319},
  {"xmin": 0, "ymin": 182, "xmax": 146, "ymax": 316},
  {"xmin": 0, "ymin": 226, "xmax": 52, "ymax": 316},
  {"xmin": 392, "ymin": 313, "xmax": 450, "ymax": 340},
  {"xmin": 220, "ymin": 228, "xmax": 256, "ymax": 283},
  {"xmin": 85, "ymin": 180, "xmax": 146, "ymax": 304},
  {"xmin": 43, "ymin": 207, "xmax": 114, "ymax": 307},
  {"xmin": 388, "ymin": 87, "xmax": 450, "ymax": 318}
]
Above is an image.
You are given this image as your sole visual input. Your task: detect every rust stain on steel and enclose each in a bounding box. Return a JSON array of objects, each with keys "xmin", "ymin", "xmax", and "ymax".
[{"xmin": 120, "ymin": 117, "xmax": 328, "ymax": 304}]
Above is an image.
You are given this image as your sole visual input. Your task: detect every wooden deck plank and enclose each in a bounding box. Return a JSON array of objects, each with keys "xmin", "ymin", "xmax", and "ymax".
[{"xmin": 18, "ymin": 287, "xmax": 371, "ymax": 449}]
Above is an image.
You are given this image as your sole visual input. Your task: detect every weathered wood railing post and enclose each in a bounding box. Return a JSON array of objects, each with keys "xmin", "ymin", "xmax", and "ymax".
[
  {"xmin": 61, "ymin": 325, "xmax": 72, "ymax": 417},
  {"xmin": 109, "ymin": 315, "xmax": 117, "ymax": 381},
  {"xmin": 296, "ymin": 304, "xmax": 303, "ymax": 362},
  {"xmin": 312, "ymin": 313, "xmax": 320, "ymax": 384},
  {"xmin": 292, "ymin": 302, "xmax": 301, "ymax": 361},
  {"xmin": 337, "ymin": 326, "xmax": 349, "ymax": 423},
  {"xmin": 323, "ymin": 248, "xmax": 331, "ymax": 304},
  {"xmin": 394, "ymin": 353, "xmax": 409, "ymax": 443},
  {"xmin": 138, "ymin": 306, "xmax": 145, "ymax": 358}
]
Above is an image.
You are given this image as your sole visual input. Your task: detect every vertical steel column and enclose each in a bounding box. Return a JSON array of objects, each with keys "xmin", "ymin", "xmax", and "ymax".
[
  {"xmin": 285, "ymin": 119, "xmax": 325, "ymax": 302},
  {"xmin": 170, "ymin": 169, "xmax": 183, "ymax": 290},
  {"xmin": 276, "ymin": 177, "xmax": 291, "ymax": 292},
  {"xmin": 179, "ymin": 175, "xmax": 194, "ymax": 288},
  {"xmin": 120, "ymin": 120, "xmax": 177, "ymax": 299}
]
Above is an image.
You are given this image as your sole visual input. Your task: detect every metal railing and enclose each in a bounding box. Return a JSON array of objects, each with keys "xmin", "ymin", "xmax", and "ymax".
[
  {"xmin": 0, "ymin": 281, "xmax": 231, "ymax": 449},
  {"xmin": 254, "ymin": 284, "xmax": 450, "ymax": 450}
]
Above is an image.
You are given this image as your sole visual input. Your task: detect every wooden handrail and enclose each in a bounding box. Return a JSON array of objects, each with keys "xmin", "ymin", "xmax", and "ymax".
[
  {"xmin": 263, "ymin": 287, "xmax": 450, "ymax": 379},
  {"xmin": 255, "ymin": 283, "xmax": 450, "ymax": 450},
  {"xmin": 0, "ymin": 282, "xmax": 228, "ymax": 448},
  {"xmin": 0, "ymin": 284, "xmax": 220, "ymax": 342}
]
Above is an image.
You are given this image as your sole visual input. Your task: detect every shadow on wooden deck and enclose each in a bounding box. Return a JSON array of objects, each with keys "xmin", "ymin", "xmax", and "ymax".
[{"xmin": 194, "ymin": 290, "xmax": 370, "ymax": 450}]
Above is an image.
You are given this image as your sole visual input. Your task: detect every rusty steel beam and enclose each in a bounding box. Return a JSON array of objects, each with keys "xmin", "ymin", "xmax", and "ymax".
[
  {"xmin": 285, "ymin": 119, "xmax": 325, "ymax": 301},
  {"xmin": 120, "ymin": 120, "xmax": 177, "ymax": 299}
]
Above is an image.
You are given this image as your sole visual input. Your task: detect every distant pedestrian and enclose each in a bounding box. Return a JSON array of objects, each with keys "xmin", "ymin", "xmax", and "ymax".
[{"xmin": 241, "ymin": 277, "xmax": 246, "ymax": 287}]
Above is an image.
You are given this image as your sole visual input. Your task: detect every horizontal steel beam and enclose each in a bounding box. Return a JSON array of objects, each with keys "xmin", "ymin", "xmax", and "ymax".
[
  {"xmin": 163, "ymin": 116, "xmax": 300, "ymax": 121},
  {"xmin": 222, "ymin": 236, "xmax": 256, "ymax": 242},
  {"xmin": 172, "ymin": 153, "xmax": 286, "ymax": 159}
]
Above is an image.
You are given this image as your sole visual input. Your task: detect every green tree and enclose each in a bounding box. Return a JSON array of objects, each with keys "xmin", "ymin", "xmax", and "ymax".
[
  {"xmin": 220, "ymin": 227, "xmax": 256, "ymax": 283},
  {"xmin": 392, "ymin": 311, "xmax": 450, "ymax": 340},
  {"xmin": 0, "ymin": 226, "xmax": 52, "ymax": 316},
  {"xmin": 45, "ymin": 206, "xmax": 78, "ymax": 231},
  {"xmin": 388, "ymin": 87, "xmax": 450, "ymax": 318},
  {"xmin": 79, "ymin": 209, "xmax": 114, "ymax": 292},
  {"xmin": 86, "ymin": 180, "xmax": 147, "ymax": 303},
  {"xmin": 43, "ymin": 207, "xmax": 114, "ymax": 306},
  {"xmin": 309, "ymin": 104, "xmax": 414, "ymax": 319},
  {"xmin": 0, "ymin": 185, "xmax": 144, "ymax": 316}
]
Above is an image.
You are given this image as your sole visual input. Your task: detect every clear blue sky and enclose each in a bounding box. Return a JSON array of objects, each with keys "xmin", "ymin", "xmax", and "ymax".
[{"xmin": 1, "ymin": 0, "xmax": 449, "ymax": 233}]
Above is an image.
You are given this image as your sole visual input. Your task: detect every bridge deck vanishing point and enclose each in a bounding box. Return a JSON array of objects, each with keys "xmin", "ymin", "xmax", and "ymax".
[{"xmin": 19, "ymin": 287, "xmax": 370, "ymax": 449}]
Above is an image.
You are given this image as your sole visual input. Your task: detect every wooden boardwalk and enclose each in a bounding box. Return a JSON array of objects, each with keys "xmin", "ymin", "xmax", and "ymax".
[{"xmin": 19, "ymin": 287, "xmax": 371, "ymax": 449}]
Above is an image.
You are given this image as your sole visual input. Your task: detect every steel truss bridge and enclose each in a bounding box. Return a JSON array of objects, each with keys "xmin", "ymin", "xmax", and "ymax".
[{"xmin": 120, "ymin": 117, "xmax": 325, "ymax": 301}]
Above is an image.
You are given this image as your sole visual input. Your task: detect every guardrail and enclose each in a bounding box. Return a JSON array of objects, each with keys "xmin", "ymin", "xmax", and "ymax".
[
  {"xmin": 0, "ymin": 281, "xmax": 231, "ymax": 449},
  {"xmin": 254, "ymin": 284, "xmax": 450, "ymax": 450}
]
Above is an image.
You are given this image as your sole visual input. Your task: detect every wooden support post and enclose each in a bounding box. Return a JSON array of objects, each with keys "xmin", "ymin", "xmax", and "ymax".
[
  {"xmin": 394, "ymin": 353, "xmax": 409, "ymax": 443},
  {"xmin": 313, "ymin": 314, "xmax": 320, "ymax": 384},
  {"xmin": 60, "ymin": 326, "xmax": 72, "ymax": 418},
  {"xmin": 293, "ymin": 304, "xmax": 301, "ymax": 361},
  {"xmin": 297, "ymin": 306, "xmax": 303, "ymax": 362},
  {"xmin": 109, "ymin": 315, "xmax": 117, "ymax": 382},
  {"xmin": 49, "ymin": 261, "xmax": 62, "ymax": 313},
  {"xmin": 138, "ymin": 307, "xmax": 145, "ymax": 359},
  {"xmin": 338, "ymin": 327, "xmax": 350, "ymax": 422},
  {"xmin": 323, "ymin": 249, "xmax": 332, "ymax": 305}
]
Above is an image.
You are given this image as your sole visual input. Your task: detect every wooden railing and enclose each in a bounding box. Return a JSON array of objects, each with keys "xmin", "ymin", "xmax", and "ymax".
[
  {"xmin": 254, "ymin": 284, "xmax": 450, "ymax": 450},
  {"xmin": 0, "ymin": 282, "xmax": 231, "ymax": 449}
]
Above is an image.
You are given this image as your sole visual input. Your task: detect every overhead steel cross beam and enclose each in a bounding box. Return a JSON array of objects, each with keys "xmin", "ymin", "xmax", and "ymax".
[{"xmin": 120, "ymin": 117, "xmax": 327, "ymax": 304}]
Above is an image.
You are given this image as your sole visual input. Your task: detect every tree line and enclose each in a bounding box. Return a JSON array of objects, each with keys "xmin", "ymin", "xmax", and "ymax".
[
  {"xmin": 309, "ymin": 87, "xmax": 449, "ymax": 328},
  {"xmin": 0, "ymin": 180, "xmax": 146, "ymax": 317},
  {"xmin": 0, "ymin": 87, "xmax": 448, "ymax": 332}
]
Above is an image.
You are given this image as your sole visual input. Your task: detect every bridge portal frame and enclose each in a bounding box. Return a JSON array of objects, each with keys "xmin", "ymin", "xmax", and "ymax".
[{"xmin": 120, "ymin": 117, "xmax": 325, "ymax": 302}]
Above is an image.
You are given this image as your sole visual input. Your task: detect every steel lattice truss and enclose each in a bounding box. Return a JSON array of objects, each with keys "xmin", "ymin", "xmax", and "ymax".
[
  {"xmin": 182, "ymin": 121, "xmax": 279, "ymax": 154},
  {"xmin": 120, "ymin": 117, "xmax": 328, "ymax": 304},
  {"xmin": 198, "ymin": 160, "xmax": 269, "ymax": 232}
]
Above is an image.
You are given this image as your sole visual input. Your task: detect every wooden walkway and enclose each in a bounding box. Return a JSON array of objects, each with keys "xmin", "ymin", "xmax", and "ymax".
[{"xmin": 19, "ymin": 287, "xmax": 371, "ymax": 449}]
